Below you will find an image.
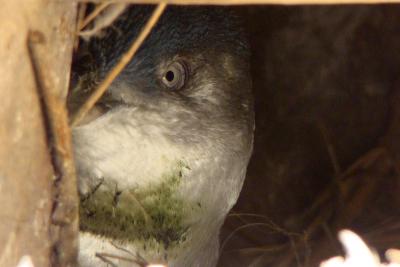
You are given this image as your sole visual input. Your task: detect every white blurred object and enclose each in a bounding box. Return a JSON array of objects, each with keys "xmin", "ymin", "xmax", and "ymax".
[
  {"xmin": 320, "ymin": 230, "xmax": 400, "ymax": 267},
  {"xmin": 387, "ymin": 249, "xmax": 400, "ymax": 264},
  {"xmin": 16, "ymin": 256, "xmax": 34, "ymax": 267}
]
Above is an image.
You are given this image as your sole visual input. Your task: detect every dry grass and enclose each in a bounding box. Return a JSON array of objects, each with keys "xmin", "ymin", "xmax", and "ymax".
[{"xmin": 222, "ymin": 142, "xmax": 400, "ymax": 266}]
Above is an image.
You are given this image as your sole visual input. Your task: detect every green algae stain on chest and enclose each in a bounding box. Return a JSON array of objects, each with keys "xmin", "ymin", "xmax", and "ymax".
[{"xmin": 79, "ymin": 161, "xmax": 197, "ymax": 250}]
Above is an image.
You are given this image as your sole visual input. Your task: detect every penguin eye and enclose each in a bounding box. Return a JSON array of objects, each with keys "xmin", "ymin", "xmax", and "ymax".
[{"xmin": 161, "ymin": 61, "xmax": 188, "ymax": 90}]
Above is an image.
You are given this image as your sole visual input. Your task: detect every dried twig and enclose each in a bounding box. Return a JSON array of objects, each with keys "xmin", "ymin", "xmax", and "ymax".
[
  {"xmin": 228, "ymin": 213, "xmax": 301, "ymax": 237},
  {"xmin": 75, "ymin": 3, "xmax": 87, "ymax": 50},
  {"xmin": 70, "ymin": 2, "xmax": 167, "ymax": 127},
  {"xmin": 96, "ymin": 253, "xmax": 119, "ymax": 267},
  {"xmin": 224, "ymin": 244, "xmax": 288, "ymax": 255},
  {"xmin": 79, "ymin": 2, "xmax": 111, "ymax": 30},
  {"xmin": 109, "ymin": 243, "xmax": 149, "ymax": 265},
  {"xmin": 121, "ymin": 191, "xmax": 152, "ymax": 225},
  {"xmin": 95, "ymin": 252, "xmax": 147, "ymax": 267},
  {"xmin": 221, "ymin": 222, "xmax": 298, "ymax": 254},
  {"xmin": 318, "ymin": 122, "xmax": 341, "ymax": 175},
  {"xmin": 79, "ymin": 3, "xmax": 128, "ymax": 38}
]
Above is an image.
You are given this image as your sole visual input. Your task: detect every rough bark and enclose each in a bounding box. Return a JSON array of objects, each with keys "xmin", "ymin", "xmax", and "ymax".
[{"xmin": 0, "ymin": 1, "xmax": 78, "ymax": 266}]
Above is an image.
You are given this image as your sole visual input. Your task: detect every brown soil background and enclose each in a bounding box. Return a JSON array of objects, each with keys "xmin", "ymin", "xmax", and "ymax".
[{"xmin": 219, "ymin": 5, "xmax": 400, "ymax": 267}]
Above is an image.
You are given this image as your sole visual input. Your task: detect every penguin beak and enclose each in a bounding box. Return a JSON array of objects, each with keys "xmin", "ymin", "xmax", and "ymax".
[{"xmin": 67, "ymin": 81, "xmax": 119, "ymax": 127}]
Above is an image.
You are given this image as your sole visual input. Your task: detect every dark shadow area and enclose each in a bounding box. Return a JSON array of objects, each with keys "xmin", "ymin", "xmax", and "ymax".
[{"xmin": 220, "ymin": 5, "xmax": 400, "ymax": 266}]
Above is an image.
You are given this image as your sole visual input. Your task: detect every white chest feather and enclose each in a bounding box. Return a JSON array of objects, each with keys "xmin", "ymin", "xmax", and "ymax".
[{"xmin": 73, "ymin": 107, "xmax": 250, "ymax": 267}]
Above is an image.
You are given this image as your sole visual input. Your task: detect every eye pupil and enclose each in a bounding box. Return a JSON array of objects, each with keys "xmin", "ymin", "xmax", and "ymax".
[
  {"xmin": 165, "ymin": 70, "xmax": 175, "ymax": 82},
  {"xmin": 161, "ymin": 61, "xmax": 188, "ymax": 90}
]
